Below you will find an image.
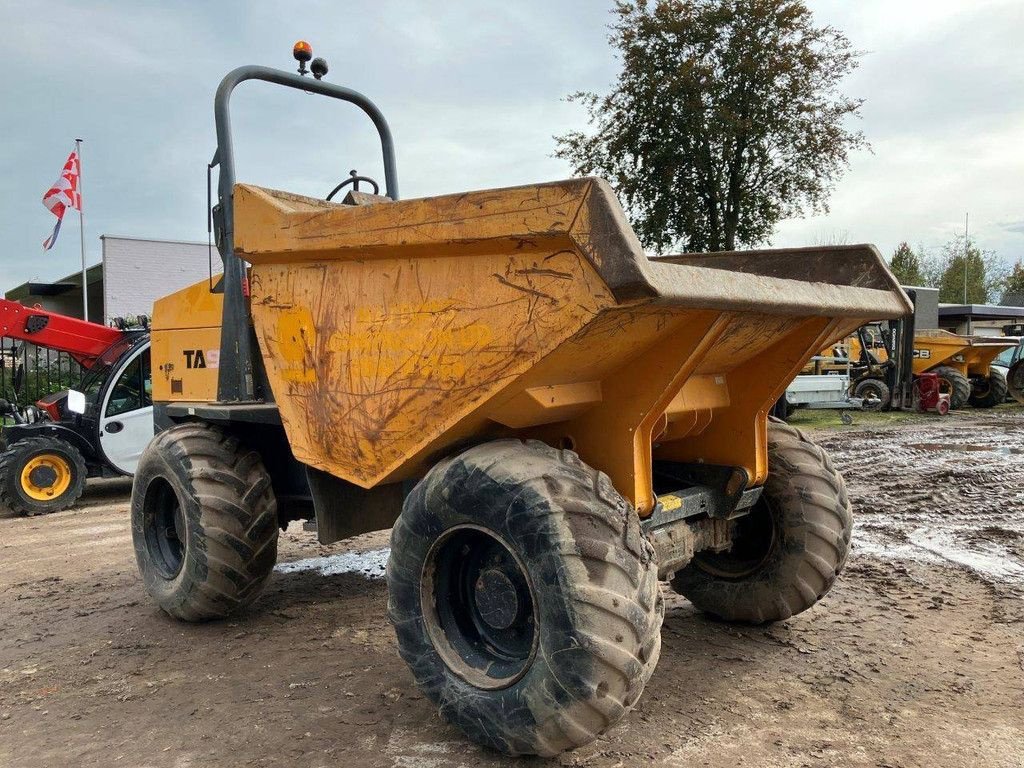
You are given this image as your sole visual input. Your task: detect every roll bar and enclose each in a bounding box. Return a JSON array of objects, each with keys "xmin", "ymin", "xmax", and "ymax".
[{"xmin": 210, "ymin": 65, "xmax": 399, "ymax": 402}]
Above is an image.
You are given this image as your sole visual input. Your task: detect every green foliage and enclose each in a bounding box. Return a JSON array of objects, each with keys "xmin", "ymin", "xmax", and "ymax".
[
  {"xmin": 889, "ymin": 242, "xmax": 924, "ymax": 286},
  {"xmin": 932, "ymin": 235, "xmax": 1007, "ymax": 304},
  {"xmin": 1002, "ymin": 261, "xmax": 1024, "ymax": 305},
  {"xmin": 554, "ymin": 0, "xmax": 866, "ymax": 252}
]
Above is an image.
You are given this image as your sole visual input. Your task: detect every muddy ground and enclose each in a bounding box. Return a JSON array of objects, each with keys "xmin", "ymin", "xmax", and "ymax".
[{"xmin": 1, "ymin": 407, "xmax": 1023, "ymax": 767}]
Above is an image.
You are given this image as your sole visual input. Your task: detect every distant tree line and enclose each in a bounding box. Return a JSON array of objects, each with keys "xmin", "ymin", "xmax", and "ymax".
[
  {"xmin": 552, "ymin": 0, "xmax": 1019, "ymax": 306},
  {"xmin": 555, "ymin": 0, "xmax": 865, "ymax": 253},
  {"xmin": 888, "ymin": 239, "xmax": 1020, "ymax": 306}
]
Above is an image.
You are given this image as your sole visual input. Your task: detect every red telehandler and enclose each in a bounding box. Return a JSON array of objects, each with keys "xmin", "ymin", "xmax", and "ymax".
[{"xmin": 0, "ymin": 299, "xmax": 152, "ymax": 515}]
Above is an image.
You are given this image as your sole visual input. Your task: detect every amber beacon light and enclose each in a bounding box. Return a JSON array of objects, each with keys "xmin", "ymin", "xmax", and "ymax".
[{"xmin": 293, "ymin": 40, "xmax": 313, "ymax": 75}]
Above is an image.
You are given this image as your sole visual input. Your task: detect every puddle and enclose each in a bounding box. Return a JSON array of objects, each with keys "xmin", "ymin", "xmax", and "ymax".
[
  {"xmin": 906, "ymin": 443, "xmax": 1023, "ymax": 455},
  {"xmin": 274, "ymin": 548, "xmax": 390, "ymax": 579},
  {"xmin": 909, "ymin": 528, "xmax": 1024, "ymax": 584},
  {"xmin": 855, "ymin": 523, "xmax": 1024, "ymax": 591}
]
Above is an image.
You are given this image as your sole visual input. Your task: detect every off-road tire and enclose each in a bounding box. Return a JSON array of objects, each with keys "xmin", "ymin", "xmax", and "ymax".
[
  {"xmin": 770, "ymin": 396, "xmax": 795, "ymax": 421},
  {"xmin": 1009, "ymin": 360, "xmax": 1024, "ymax": 404},
  {"xmin": 853, "ymin": 377, "xmax": 891, "ymax": 411},
  {"xmin": 968, "ymin": 369, "xmax": 1008, "ymax": 408},
  {"xmin": 0, "ymin": 437, "xmax": 87, "ymax": 515},
  {"xmin": 387, "ymin": 439, "xmax": 663, "ymax": 757},
  {"xmin": 931, "ymin": 365, "xmax": 971, "ymax": 409},
  {"xmin": 671, "ymin": 420, "xmax": 852, "ymax": 624},
  {"xmin": 131, "ymin": 423, "xmax": 278, "ymax": 622}
]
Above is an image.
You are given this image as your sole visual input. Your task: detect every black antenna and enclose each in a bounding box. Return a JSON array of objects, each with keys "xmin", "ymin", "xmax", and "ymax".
[{"xmin": 207, "ymin": 162, "xmax": 214, "ymax": 292}]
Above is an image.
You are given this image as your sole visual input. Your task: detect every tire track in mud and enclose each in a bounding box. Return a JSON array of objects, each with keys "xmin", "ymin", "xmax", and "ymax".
[
  {"xmin": 3, "ymin": 414, "xmax": 1024, "ymax": 767},
  {"xmin": 810, "ymin": 407, "xmax": 1024, "ymax": 594}
]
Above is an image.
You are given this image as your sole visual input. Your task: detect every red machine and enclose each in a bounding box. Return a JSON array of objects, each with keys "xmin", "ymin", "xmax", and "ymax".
[
  {"xmin": 1, "ymin": 298, "xmax": 127, "ymax": 421},
  {"xmin": 914, "ymin": 372, "xmax": 950, "ymax": 415},
  {"xmin": 1, "ymin": 299, "xmax": 152, "ymax": 515},
  {"xmin": 1, "ymin": 299, "xmax": 122, "ymax": 369}
]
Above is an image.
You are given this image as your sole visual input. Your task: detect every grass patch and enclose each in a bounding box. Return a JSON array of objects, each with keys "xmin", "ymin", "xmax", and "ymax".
[{"xmin": 787, "ymin": 402, "xmax": 1024, "ymax": 432}]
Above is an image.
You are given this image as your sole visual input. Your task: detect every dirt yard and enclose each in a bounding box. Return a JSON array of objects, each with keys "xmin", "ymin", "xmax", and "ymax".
[{"xmin": 2, "ymin": 408, "xmax": 1023, "ymax": 767}]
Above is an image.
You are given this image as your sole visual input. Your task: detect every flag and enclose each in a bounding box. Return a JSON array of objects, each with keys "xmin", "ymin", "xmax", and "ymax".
[{"xmin": 42, "ymin": 147, "xmax": 82, "ymax": 250}]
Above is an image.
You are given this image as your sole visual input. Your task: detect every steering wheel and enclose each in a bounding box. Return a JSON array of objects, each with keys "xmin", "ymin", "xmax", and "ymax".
[{"xmin": 327, "ymin": 169, "xmax": 380, "ymax": 201}]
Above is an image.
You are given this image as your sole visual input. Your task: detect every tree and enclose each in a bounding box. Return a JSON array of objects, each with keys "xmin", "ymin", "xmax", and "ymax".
[
  {"xmin": 1001, "ymin": 260, "xmax": 1024, "ymax": 306},
  {"xmin": 934, "ymin": 235, "xmax": 1007, "ymax": 304},
  {"xmin": 554, "ymin": 0, "xmax": 866, "ymax": 253},
  {"xmin": 889, "ymin": 242, "xmax": 924, "ymax": 286}
]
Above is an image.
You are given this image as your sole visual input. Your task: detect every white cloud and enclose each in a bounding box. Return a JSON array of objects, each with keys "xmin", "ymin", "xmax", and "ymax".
[{"xmin": 1, "ymin": 0, "xmax": 1021, "ymax": 291}]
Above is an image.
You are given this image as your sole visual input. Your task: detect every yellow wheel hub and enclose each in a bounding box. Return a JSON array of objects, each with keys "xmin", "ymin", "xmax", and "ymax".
[{"xmin": 20, "ymin": 454, "xmax": 73, "ymax": 501}]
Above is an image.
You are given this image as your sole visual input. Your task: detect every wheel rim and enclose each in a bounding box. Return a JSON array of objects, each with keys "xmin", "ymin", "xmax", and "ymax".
[
  {"xmin": 937, "ymin": 377, "xmax": 955, "ymax": 398},
  {"xmin": 421, "ymin": 525, "xmax": 538, "ymax": 690},
  {"xmin": 20, "ymin": 453, "xmax": 72, "ymax": 501},
  {"xmin": 858, "ymin": 382, "xmax": 884, "ymax": 410},
  {"xmin": 694, "ymin": 496, "xmax": 777, "ymax": 580},
  {"xmin": 142, "ymin": 477, "xmax": 186, "ymax": 579}
]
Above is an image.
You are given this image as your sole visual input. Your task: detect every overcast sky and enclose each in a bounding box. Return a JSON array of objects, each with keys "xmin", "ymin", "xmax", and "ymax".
[{"xmin": 1, "ymin": 0, "xmax": 1022, "ymax": 290}]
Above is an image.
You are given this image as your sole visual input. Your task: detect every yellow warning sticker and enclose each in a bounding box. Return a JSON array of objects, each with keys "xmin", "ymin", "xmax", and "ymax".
[{"xmin": 658, "ymin": 494, "xmax": 683, "ymax": 511}]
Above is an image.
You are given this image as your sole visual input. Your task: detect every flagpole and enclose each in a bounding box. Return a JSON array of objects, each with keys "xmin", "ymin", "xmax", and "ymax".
[{"xmin": 75, "ymin": 137, "xmax": 88, "ymax": 321}]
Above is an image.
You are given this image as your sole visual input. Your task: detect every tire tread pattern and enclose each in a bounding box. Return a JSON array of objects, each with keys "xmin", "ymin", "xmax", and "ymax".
[
  {"xmin": 671, "ymin": 420, "xmax": 852, "ymax": 624},
  {"xmin": 931, "ymin": 365, "xmax": 971, "ymax": 410},
  {"xmin": 386, "ymin": 439, "xmax": 663, "ymax": 757},
  {"xmin": 0, "ymin": 436, "xmax": 87, "ymax": 516},
  {"xmin": 968, "ymin": 368, "xmax": 1008, "ymax": 408},
  {"xmin": 131, "ymin": 423, "xmax": 277, "ymax": 622}
]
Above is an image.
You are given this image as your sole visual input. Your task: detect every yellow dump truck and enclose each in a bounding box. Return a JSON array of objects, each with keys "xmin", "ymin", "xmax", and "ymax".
[
  {"xmin": 911, "ymin": 330, "xmax": 1014, "ymax": 408},
  {"xmin": 810, "ymin": 323, "xmax": 1014, "ymax": 410},
  {"xmin": 130, "ymin": 47, "xmax": 912, "ymax": 756}
]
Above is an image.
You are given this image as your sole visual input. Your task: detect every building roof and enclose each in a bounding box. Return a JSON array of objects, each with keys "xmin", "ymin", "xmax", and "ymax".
[
  {"xmin": 937, "ymin": 304, "xmax": 1024, "ymax": 319},
  {"xmin": 101, "ymin": 234, "xmax": 207, "ymax": 246},
  {"xmin": 4, "ymin": 263, "xmax": 103, "ymax": 301}
]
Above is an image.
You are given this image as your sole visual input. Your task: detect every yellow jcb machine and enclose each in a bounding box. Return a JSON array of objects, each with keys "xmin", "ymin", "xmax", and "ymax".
[
  {"xmin": 912, "ymin": 330, "xmax": 1014, "ymax": 408},
  {"xmin": 846, "ymin": 324, "xmax": 1014, "ymax": 409},
  {"xmin": 132, "ymin": 44, "xmax": 911, "ymax": 756}
]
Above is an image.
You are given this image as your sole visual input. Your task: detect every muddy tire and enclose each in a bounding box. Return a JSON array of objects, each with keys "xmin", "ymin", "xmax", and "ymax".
[
  {"xmin": 853, "ymin": 377, "xmax": 890, "ymax": 411},
  {"xmin": 968, "ymin": 369, "xmax": 1008, "ymax": 408},
  {"xmin": 0, "ymin": 437, "xmax": 87, "ymax": 516},
  {"xmin": 131, "ymin": 423, "xmax": 278, "ymax": 622},
  {"xmin": 670, "ymin": 420, "xmax": 852, "ymax": 624},
  {"xmin": 1009, "ymin": 360, "xmax": 1024, "ymax": 404},
  {"xmin": 387, "ymin": 439, "xmax": 663, "ymax": 757},
  {"xmin": 931, "ymin": 365, "xmax": 971, "ymax": 409},
  {"xmin": 770, "ymin": 396, "xmax": 795, "ymax": 421}
]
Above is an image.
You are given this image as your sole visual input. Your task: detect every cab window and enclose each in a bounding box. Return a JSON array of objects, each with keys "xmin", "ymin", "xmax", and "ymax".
[
  {"xmin": 995, "ymin": 348, "xmax": 1014, "ymax": 366},
  {"xmin": 105, "ymin": 352, "xmax": 153, "ymax": 417}
]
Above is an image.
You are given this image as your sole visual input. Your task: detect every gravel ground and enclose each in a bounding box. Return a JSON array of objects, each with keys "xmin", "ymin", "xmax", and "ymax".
[{"xmin": 1, "ymin": 407, "xmax": 1022, "ymax": 767}]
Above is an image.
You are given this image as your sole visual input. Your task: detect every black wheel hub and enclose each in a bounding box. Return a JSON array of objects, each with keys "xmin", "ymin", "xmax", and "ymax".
[
  {"xmin": 143, "ymin": 478, "xmax": 186, "ymax": 579},
  {"xmin": 474, "ymin": 568, "xmax": 520, "ymax": 630},
  {"xmin": 29, "ymin": 465, "xmax": 57, "ymax": 489},
  {"xmin": 695, "ymin": 496, "xmax": 777, "ymax": 580},
  {"xmin": 422, "ymin": 526, "xmax": 537, "ymax": 689}
]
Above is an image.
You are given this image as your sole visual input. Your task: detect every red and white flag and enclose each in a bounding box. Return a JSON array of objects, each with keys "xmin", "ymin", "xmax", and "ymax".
[{"xmin": 42, "ymin": 147, "xmax": 82, "ymax": 250}]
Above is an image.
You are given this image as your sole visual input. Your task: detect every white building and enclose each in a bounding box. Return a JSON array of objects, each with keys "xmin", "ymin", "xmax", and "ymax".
[{"xmin": 4, "ymin": 235, "xmax": 222, "ymax": 324}]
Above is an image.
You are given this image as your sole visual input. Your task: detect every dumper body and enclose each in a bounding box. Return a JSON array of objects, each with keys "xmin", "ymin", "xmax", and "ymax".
[
  {"xmin": 913, "ymin": 330, "xmax": 1014, "ymax": 378},
  {"xmin": 152, "ymin": 178, "xmax": 908, "ymax": 517}
]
